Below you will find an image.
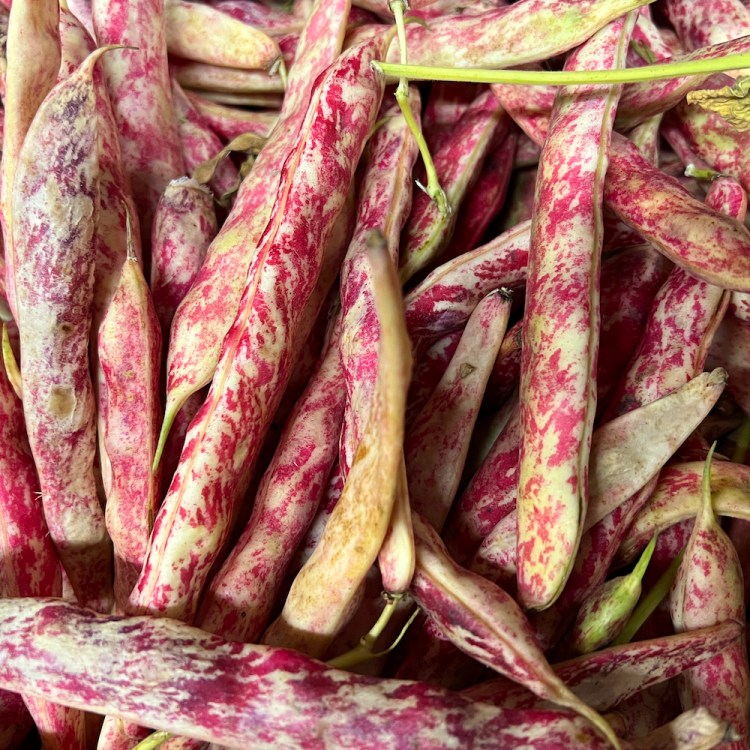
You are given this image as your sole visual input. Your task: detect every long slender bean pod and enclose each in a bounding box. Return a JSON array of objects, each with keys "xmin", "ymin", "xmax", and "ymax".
[
  {"xmin": 13, "ymin": 47, "xmax": 113, "ymax": 612},
  {"xmin": 517, "ymin": 15, "xmax": 634, "ymax": 610},
  {"xmin": 263, "ymin": 233, "xmax": 410, "ymax": 658}
]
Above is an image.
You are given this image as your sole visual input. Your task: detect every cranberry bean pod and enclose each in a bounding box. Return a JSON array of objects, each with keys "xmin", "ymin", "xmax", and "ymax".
[
  {"xmin": 150, "ymin": 178, "xmax": 218, "ymax": 335},
  {"xmin": 664, "ymin": 0, "xmax": 750, "ymax": 52},
  {"xmin": 484, "ymin": 321, "xmax": 523, "ymax": 409},
  {"xmin": 586, "ymin": 368, "xmax": 731, "ymax": 529},
  {"xmin": 516, "ymin": 15, "xmax": 633, "ymax": 610},
  {"xmin": 669, "ymin": 451, "xmax": 750, "ymax": 749},
  {"xmin": 444, "ymin": 401, "xmax": 521, "ymax": 564},
  {"xmin": 0, "ymin": 598, "xmax": 629, "ymax": 750},
  {"xmin": 422, "ymin": 81, "xmax": 482, "ymax": 153},
  {"xmin": 92, "ymin": 0, "xmax": 185, "ymax": 246},
  {"xmin": 196, "ymin": 322, "xmax": 345, "ymax": 643},
  {"xmin": 99, "ymin": 242, "xmax": 162, "ymax": 611},
  {"xmin": 212, "ymin": 0, "xmax": 304, "ymax": 36},
  {"xmin": 442, "ymin": 128, "xmax": 517, "ymax": 261},
  {"xmin": 406, "ymin": 290, "xmax": 512, "ymax": 533},
  {"xmin": 338, "ymin": 95, "xmax": 419, "ymax": 475},
  {"xmin": 184, "ymin": 93, "xmax": 278, "ymax": 140},
  {"xmin": 171, "ymin": 60, "xmax": 285, "ymax": 95},
  {"xmin": 617, "ymin": 461, "xmax": 750, "ymax": 566},
  {"xmin": 398, "ymin": 90, "xmax": 507, "ymax": 283},
  {"xmin": 1, "ymin": 0, "xmax": 60, "ymax": 320},
  {"xmin": 410, "ymin": 514, "xmax": 620, "ymax": 748},
  {"xmin": 58, "ymin": 1, "xmax": 95, "ymax": 80},
  {"xmin": 130, "ymin": 38, "xmax": 386, "ymax": 624},
  {"xmin": 404, "ymin": 219, "xmax": 530, "ymax": 344},
  {"xmin": 165, "ymin": 0, "xmax": 281, "ymax": 71},
  {"xmin": 465, "ymin": 621, "xmax": 743, "ymax": 712},
  {"xmin": 161, "ymin": 0, "xmax": 350, "ymax": 448},
  {"xmin": 13, "ymin": 47, "xmax": 113, "ymax": 613},
  {"xmin": 383, "ymin": 0, "xmax": 649, "ymax": 69},
  {"xmin": 707, "ymin": 311, "xmax": 750, "ymax": 419},
  {"xmin": 170, "ymin": 81, "xmax": 239, "ymax": 200},
  {"xmin": 263, "ymin": 233, "xmax": 409, "ymax": 658},
  {"xmin": 630, "ymin": 709, "xmax": 732, "ymax": 750}
]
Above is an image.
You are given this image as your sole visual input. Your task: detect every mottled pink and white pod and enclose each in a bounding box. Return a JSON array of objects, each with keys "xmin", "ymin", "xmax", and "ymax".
[
  {"xmin": 586, "ymin": 368, "xmax": 730, "ymax": 529},
  {"xmin": 385, "ymin": 0, "xmax": 647, "ymax": 68},
  {"xmin": 398, "ymin": 90, "xmax": 507, "ymax": 283},
  {"xmin": 171, "ymin": 59, "xmax": 285, "ymax": 96},
  {"xmin": 410, "ymin": 514, "xmax": 620, "ymax": 748},
  {"xmin": 170, "ymin": 80, "xmax": 239, "ymax": 200},
  {"xmin": 150, "ymin": 177, "xmax": 217, "ymax": 335},
  {"xmin": 629, "ymin": 708, "xmax": 733, "ymax": 750},
  {"xmin": 0, "ymin": 598, "xmax": 630, "ymax": 750},
  {"xmin": 130, "ymin": 37, "xmax": 386, "ymax": 625},
  {"xmin": 618, "ymin": 461, "xmax": 750, "ymax": 566},
  {"xmin": 1, "ymin": 0, "xmax": 60, "ymax": 320},
  {"xmin": 404, "ymin": 219, "xmax": 530, "ymax": 344},
  {"xmin": 422, "ymin": 81, "xmax": 482, "ymax": 152},
  {"xmin": 263, "ymin": 234, "xmax": 410, "ymax": 658},
  {"xmin": 99, "ymin": 241, "xmax": 162, "ymax": 611},
  {"xmin": 669, "ymin": 449, "xmax": 750, "ymax": 749},
  {"xmin": 338, "ymin": 95, "xmax": 419, "ymax": 476},
  {"xmin": 185, "ymin": 93, "xmax": 278, "ymax": 141},
  {"xmin": 406, "ymin": 290, "xmax": 512, "ymax": 533},
  {"xmin": 197, "ymin": 322, "xmax": 345, "ymax": 643},
  {"xmin": 58, "ymin": 1, "xmax": 95, "ymax": 80},
  {"xmin": 161, "ymin": 0, "xmax": 350, "ymax": 452},
  {"xmin": 445, "ymin": 401, "xmax": 520, "ymax": 564},
  {"xmin": 92, "ymin": 0, "xmax": 185, "ymax": 245},
  {"xmin": 664, "ymin": 0, "xmax": 750, "ymax": 52},
  {"xmin": 212, "ymin": 0, "xmax": 304, "ymax": 36},
  {"xmin": 465, "ymin": 620, "xmax": 743, "ymax": 713},
  {"xmin": 165, "ymin": 0, "xmax": 281, "ymax": 70},
  {"xmin": 516, "ymin": 15, "xmax": 634, "ymax": 610},
  {"xmin": 13, "ymin": 47, "xmax": 112, "ymax": 613}
]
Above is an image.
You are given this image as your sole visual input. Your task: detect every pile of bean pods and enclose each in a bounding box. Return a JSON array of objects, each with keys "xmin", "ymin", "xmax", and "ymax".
[{"xmin": 3, "ymin": 0, "xmax": 750, "ymax": 748}]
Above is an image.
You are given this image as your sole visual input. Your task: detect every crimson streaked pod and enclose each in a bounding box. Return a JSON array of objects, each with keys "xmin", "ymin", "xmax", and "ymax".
[
  {"xmin": 129, "ymin": 36, "xmax": 386, "ymax": 624},
  {"xmin": 170, "ymin": 80, "xmax": 239, "ymax": 200},
  {"xmin": 465, "ymin": 620, "xmax": 743, "ymax": 713},
  {"xmin": 185, "ymin": 92, "xmax": 279, "ymax": 140},
  {"xmin": 617, "ymin": 461, "xmax": 750, "ymax": 566},
  {"xmin": 58, "ymin": 0, "xmax": 95, "ymax": 80},
  {"xmin": 171, "ymin": 59, "xmax": 285, "ymax": 95},
  {"xmin": 0, "ymin": 598, "xmax": 632, "ymax": 750},
  {"xmin": 384, "ymin": 0, "xmax": 648, "ymax": 69},
  {"xmin": 160, "ymin": 0, "xmax": 351, "ymax": 453},
  {"xmin": 669, "ymin": 449, "xmax": 750, "ymax": 749},
  {"xmin": 263, "ymin": 233, "xmax": 410, "ymax": 658},
  {"xmin": 404, "ymin": 219, "xmax": 529, "ymax": 343},
  {"xmin": 338, "ymin": 95, "xmax": 419, "ymax": 476},
  {"xmin": 196, "ymin": 321, "xmax": 345, "ymax": 643},
  {"xmin": 406, "ymin": 290, "xmax": 512, "ymax": 533},
  {"xmin": 92, "ymin": 0, "xmax": 185, "ymax": 246},
  {"xmin": 516, "ymin": 15, "xmax": 634, "ymax": 610},
  {"xmin": 473, "ymin": 369, "xmax": 728, "ymax": 596},
  {"xmin": 422, "ymin": 81, "xmax": 482, "ymax": 152},
  {"xmin": 212, "ymin": 0, "xmax": 304, "ymax": 36},
  {"xmin": 150, "ymin": 178, "xmax": 218, "ymax": 335},
  {"xmin": 99, "ymin": 237, "xmax": 162, "ymax": 612},
  {"xmin": 410, "ymin": 514, "xmax": 620, "ymax": 748},
  {"xmin": 13, "ymin": 47, "xmax": 113, "ymax": 613},
  {"xmin": 444, "ymin": 401, "xmax": 520, "ymax": 564},
  {"xmin": 165, "ymin": 0, "xmax": 281, "ymax": 70},
  {"xmin": 1, "ymin": 0, "xmax": 60, "ymax": 320},
  {"xmin": 664, "ymin": 0, "xmax": 750, "ymax": 52}
]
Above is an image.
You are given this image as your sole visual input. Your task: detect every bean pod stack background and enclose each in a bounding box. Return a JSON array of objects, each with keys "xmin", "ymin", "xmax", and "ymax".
[{"xmin": 1, "ymin": 0, "xmax": 750, "ymax": 748}]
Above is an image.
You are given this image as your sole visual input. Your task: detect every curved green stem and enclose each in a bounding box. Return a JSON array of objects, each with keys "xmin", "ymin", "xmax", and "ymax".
[
  {"xmin": 389, "ymin": 0, "xmax": 448, "ymax": 216},
  {"xmin": 372, "ymin": 53, "xmax": 750, "ymax": 86},
  {"xmin": 131, "ymin": 731, "xmax": 171, "ymax": 750}
]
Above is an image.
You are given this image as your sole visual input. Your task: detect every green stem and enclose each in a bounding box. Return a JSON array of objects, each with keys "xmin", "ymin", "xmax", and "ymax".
[
  {"xmin": 733, "ymin": 418, "xmax": 750, "ymax": 464},
  {"xmin": 326, "ymin": 594, "xmax": 402, "ymax": 670},
  {"xmin": 131, "ymin": 731, "xmax": 171, "ymax": 750},
  {"xmin": 631, "ymin": 534, "xmax": 657, "ymax": 581},
  {"xmin": 613, "ymin": 546, "xmax": 686, "ymax": 646},
  {"xmin": 389, "ymin": 0, "xmax": 448, "ymax": 216},
  {"xmin": 372, "ymin": 53, "xmax": 750, "ymax": 86},
  {"xmin": 684, "ymin": 164, "xmax": 722, "ymax": 182}
]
